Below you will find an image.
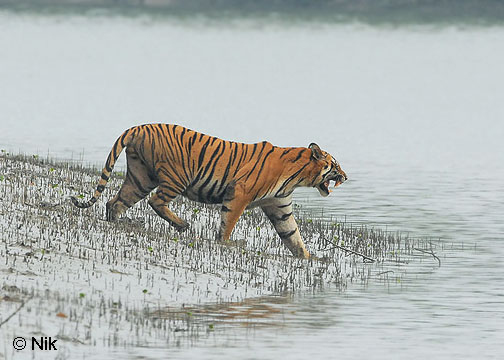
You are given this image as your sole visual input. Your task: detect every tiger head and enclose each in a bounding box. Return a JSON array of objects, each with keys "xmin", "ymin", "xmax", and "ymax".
[{"xmin": 308, "ymin": 143, "xmax": 347, "ymax": 197}]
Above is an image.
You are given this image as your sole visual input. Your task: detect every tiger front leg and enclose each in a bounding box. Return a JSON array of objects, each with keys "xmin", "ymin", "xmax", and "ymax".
[
  {"xmin": 218, "ymin": 184, "xmax": 251, "ymax": 242},
  {"xmin": 261, "ymin": 197, "xmax": 310, "ymax": 259}
]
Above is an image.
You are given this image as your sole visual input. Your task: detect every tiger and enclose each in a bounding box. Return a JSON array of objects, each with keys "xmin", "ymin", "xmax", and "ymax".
[{"xmin": 70, "ymin": 124, "xmax": 347, "ymax": 259}]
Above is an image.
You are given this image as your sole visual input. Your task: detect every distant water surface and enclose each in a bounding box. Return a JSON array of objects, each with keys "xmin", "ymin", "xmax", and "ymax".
[{"xmin": 3, "ymin": 0, "xmax": 504, "ymax": 25}]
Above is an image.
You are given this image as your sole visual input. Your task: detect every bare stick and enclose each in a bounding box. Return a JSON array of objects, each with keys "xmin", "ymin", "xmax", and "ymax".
[
  {"xmin": 0, "ymin": 296, "xmax": 32, "ymax": 328},
  {"xmin": 375, "ymin": 270, "xmax": 394, "ymax": 276},
  {"xmin": 414, "ymin": 244, "xmax": 441, "ymax": 267},
  {"xmin": 322, "ymin": 238, "xmax": 376, "ymax": 263}
]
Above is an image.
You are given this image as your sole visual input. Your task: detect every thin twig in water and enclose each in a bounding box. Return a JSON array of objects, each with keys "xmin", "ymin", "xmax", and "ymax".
[
  {"xmin": 0, "ymin": 296, "xmax": 32, "ymax": 328},
  {"xmin": 414, "ymin": 243, "xmax": 441, "ymax": 267},
  {"xmin": 322, "ymin": 238, "xmax": 376, "ymax": 263},
  {"xmin": 375, "ymin": 270, "xmax": 394, "ymax": 276}
]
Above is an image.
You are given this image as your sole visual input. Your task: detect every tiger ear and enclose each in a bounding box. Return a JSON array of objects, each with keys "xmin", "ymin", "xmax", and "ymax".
[{"xmin": 309, "ymin": 143, "xmax": 323, "ymax": 160}]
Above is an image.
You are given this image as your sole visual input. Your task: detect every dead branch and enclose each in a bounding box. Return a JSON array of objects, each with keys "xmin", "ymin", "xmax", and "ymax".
[
  {"xmin": 414, "ymin": 243, "xmax": 441, "ymax": 267},
  {"xmin": 0, "ymin": 296, "xmax": 32, "ymax": 328},
  {"xmin": 375, "ymin": 270, "xmax": 394, "ymax": 276},
  {"xmin": 322, "ymin": 238, "xmax": 376, "ymax": 263}
]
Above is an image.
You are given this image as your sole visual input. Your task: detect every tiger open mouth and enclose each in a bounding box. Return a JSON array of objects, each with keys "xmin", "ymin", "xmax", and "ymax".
[
  {"xmin": 316, "ymin": 175, "xmax": 345, "ymax": 197},
  {"xmin": 317, "ymin": 180, "xmax": 331, "ymax": 196}
]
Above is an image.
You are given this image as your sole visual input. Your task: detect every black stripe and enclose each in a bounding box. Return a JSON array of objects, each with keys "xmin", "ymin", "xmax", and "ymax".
[
  {"xmin": 279, "ymin": 212, "xmax": 292, "ymax": 221},
  {"xmin": 146, "ymin": 125, "xmax": 156, "ymax": 165},
  {"xmin": 132, "ymin": 189, "xmax": 145, "ymax": 199},
  {"xmin": 165, "ymin": 129, "xmax": 179, "ymax": 163},
  {"xmin": 261, "ymin": 181, "xmax": 277, "ymax": 198},
  {"xmin": 207, "ymin": 180, "xmax": 219, "ymax": 199},
  {"xmin": 101, "ymin": 173, "xmax": 109, "ymax": 181},
  {"xmin": 191, "ymin": 132, "xmax": 198, "ymax": 146},
  {"xmin": 250, "ymin": 147, "xmax": 275, "ymax": 189},
  {"xmin": 217, "ymin": 146, "xmax": 234, "ymax": 194},
  {"xmin": 143, "ymin": 126, "xmax": 156, "ymax": 169},
  {"xmin": 126, "ymin": 170, "xmax": 150, "ymax": 194},
  {"xmin": 111, "ymin": 140, "xmax": 119, "ymax": 161},
  {"xmin": 233, "ymin": 143, "xmax": 247, "ymax": 176},
  {"xmin": 156, "ymin": 191, "xmax": 172, "ymax": 202},
  {"xmin": 200, "ymin": 143, "xmax": 222, "ymax": 177},
  {"xmin": 158, "ymin": 183, "xmax": 182, "ymax": 195},
  {"xmin": 267, "ymin": 211, "xmax": 293, "ymax": 223},
  {"xmin": 187, "ymin": 138, "xmax": 192, "ymax": 153},
  {"xmin": 157, "ymin": 167, "xmax": 185, "ymax": 191},
  {"xmin": 221, "ymin": 205, "xmax": 231, "ymax": 212},
  {"xmin": 97, "ymin": 185, "xmax": 105, "ymax": 192},
  {"xmin": 198, "ymin": 136, "xmax": 212, "ymax": 168},
  {"xmin": 191, "ymin": 158, "xmax": 196, "ymax": 177},
  {"xmin": 280, "ymin": 149, "xmax": 292, "ymax": 158},
  {"xmin": 197, "ymin": 143, "xmax": 224, "ymax": 201},
  {"xmin": 173, "ymin": 126, "xmax": 190, "ymax": 181},
  {"xmin": 275, "ymin": 163, "xmax": 309, "ymax": 196},
  {"xmin": 117, "ymin": 195, "xmax": 131, "ymax": 208},
  {"xmin": 244, "ymin": 142, "xmax": 267, "ymax": 182},
  {"xmin": 249, "ymin": 143, "xmax": 258, "ymax": 160},
  {"xmin": 278, "ymin": 202, "xmax": 292, "ymax": 208},
  {"xmin": 169, "ymin": 125, "xmax": 181, "ymax": 163},
  {"xmin": 292, "ymin": 149, "xmax": 306, "ymax": 163},
  {"xmin": 253, "ymin": 188, "xmax": 263, "ymax": 200},
  {"xmin": 222, "ymin": 182, "xmax": 235, "ymax": 202},
  {"xmin": 120, "ymin": 129, "xmax": 130, "ymax": 148},
  {"xmin": 105, "ymin": 160, "xmax": 113, "ymax": 174},
  {"xmin": 278, "ymin": 229, "xmax": 296, "ymax": 239},
  {"xmin": 231, "ymin": 142, "xmax": 238, "ymax": 166}
]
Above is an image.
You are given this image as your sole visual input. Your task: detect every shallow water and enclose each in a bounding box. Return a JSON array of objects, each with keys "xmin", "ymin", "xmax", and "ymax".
[{"xmin": 0, "ymin": 10, "xmax": 503, "ymax": 359}]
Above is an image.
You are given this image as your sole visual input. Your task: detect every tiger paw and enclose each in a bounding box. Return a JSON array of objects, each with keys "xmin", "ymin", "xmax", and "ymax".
[
  {"xmin": 175, "ymin": 221, "xmax": 189, "ymax": 232},
  {"xmin": 309, "ymin": 254, "xmax": 331, "ymax": 263}
]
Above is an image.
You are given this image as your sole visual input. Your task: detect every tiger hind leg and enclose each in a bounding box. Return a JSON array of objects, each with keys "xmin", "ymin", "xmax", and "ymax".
[
  {"xmin": 147, "ymin": 161, "xmax": 189, "ymax": 232},
  {"xmin": 261, "ymin": 197, "xmax": 310, "ymax": 259},
  {"xmin": 148, "ymin": 188, "xmax": 189, "ymax": 232},
  {"xmin": 106, "ymin": 152, "xmax": 157, "ymax": 221}
]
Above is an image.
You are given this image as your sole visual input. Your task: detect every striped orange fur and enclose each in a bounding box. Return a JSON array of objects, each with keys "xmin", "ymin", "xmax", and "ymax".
[{"xmin": 71, "ymin": 124, "xmax": 347, "ymax": 258}]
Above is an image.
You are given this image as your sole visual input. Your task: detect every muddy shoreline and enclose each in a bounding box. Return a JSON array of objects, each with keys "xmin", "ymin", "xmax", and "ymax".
[{"xmin": 0, "ymin": 154, "xmax": 424, "ymax": 357}]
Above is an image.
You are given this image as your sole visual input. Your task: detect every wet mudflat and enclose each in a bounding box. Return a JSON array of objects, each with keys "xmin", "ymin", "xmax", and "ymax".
[{"xmin": 0, "ymin": 154, "xmax": 430, "ymax": 358}]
